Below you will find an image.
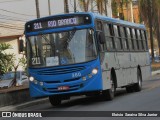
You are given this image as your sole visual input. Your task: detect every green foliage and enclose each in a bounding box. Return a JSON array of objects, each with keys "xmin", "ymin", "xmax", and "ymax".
[
  {"xmin": 112, "ymin": 0, "xmax": 118, "ymax": 18},
  {"xmin": 0, "ymin": 43, "xmax": 14, "ymax": 74}
]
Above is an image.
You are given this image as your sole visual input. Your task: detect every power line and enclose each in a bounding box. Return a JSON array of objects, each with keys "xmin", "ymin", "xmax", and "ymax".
[
  {"xmin": 0, "ymin": 25, "xmax": 24, "ymax": 30},
  {"xmin": 0, "ymin": 17, "xmax": 27, "ymax": 22},
  {"xmin": 0, "ymin": 14, "xmax": 30, "ymax": 21},
  {"xmin": 0, "ymin": 23, "xmax": 24, "ymax": 28},
  {"xmin": 0, "ymin": 0, "xmax": 25, "ymax": 3},
  {"xmin": 0, "ymin": 8, "xmax": 36, "ymax": 16}
]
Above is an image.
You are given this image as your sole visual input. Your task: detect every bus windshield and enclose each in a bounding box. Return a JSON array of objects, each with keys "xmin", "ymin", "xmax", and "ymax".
[{"xmin": 27, "ymin": 29, "xmax": 97, "ymax": 68}]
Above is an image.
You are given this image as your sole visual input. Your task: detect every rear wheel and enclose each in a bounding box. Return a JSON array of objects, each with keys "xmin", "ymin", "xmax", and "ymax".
[
  {"xmin": 134, "ymin": 69, "xmax": 142, "ymax": 92},
  {"xmin": 126, "ymin": 86, "xmax": 134, "ymax": 93},
  {"xmin": 49, "ymin": 96, "xmax": 61, "ymax": 106}
]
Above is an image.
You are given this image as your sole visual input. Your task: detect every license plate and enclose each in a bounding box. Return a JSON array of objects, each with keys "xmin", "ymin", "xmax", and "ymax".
[{"xmin": 58, "ymin": 86, "xmax": 69, "ymax": 91}]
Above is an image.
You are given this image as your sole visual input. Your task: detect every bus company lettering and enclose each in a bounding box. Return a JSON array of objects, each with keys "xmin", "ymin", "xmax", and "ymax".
[{"xmin": 48, "ymin": 18, "xmax": 77, "ymax": 28}]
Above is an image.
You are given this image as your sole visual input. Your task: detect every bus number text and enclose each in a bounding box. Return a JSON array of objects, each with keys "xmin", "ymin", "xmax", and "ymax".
[
  {"xmin": 72, "ymin": 72, "xmax": 81, "ymax": 78},
  {"xmin": 34, "ymin": 22, "xmax": 42, "ymax": 30},
  {"xmin": 32, "ymin": 57, "xmax": 41, "ymax": 65}
]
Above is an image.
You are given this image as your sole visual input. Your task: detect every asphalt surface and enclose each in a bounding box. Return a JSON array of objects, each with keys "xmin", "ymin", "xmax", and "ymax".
[{"xmin": 1, "ymin": 74, "xmax": 160, "ymax": 120}]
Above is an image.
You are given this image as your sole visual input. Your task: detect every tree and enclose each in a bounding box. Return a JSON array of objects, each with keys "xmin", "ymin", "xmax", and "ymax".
[
  {"xmin": 12, "ymin": 57, "xmax": 27, "ymax": 86},
  {"xmin": 139, "ymin": 0, "xmax": 160, "ymax": 59},
  {"xmin": 64, "ymin": 0, "xmax": 69, "ymax": 13},
  {"xmin": 0, "ymin": 43, "xmax": 14, "ymax": 74},
  {"xmin": 111, "ymin": 0, "xmax": 125, "ymax": 19},
  {"xmin": 78, "ymin": 0, "xmax": 90, "ymax": 12},
  {"xmin": 78, "ymin": 0, "xmax": 108, "ymax": 15},
  {"xmin": 152, "ymin": 0, "xmax": 160, "ymax": 56}
]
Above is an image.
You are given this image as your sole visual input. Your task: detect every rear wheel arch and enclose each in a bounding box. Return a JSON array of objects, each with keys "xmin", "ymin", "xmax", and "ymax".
[
  {"xmin": 137, "ymin": 65, "xmax": 142, "ymax": 81},
  {"xmin": 111, "ymin": 68, "xmax": 117, "ymax": 88}
]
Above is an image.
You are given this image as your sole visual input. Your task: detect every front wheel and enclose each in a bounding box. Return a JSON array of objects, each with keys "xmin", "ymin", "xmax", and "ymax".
[
  {"xmin": 49, "ymin": 96, "xmax": 61, "ymax": 106},
  {"xmin": 103, "ymin": 78, "xmax": 116, "ymax": 101}
]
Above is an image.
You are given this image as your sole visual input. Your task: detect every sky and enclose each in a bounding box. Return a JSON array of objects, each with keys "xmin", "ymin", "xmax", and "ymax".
[
  {"xmin": 0, "ymin": 0, "xmax": 65, "ymax": 21},
  {"xmin": 0, "ymin": 0, "xmax": 111, "ymax": 36},
  {"xmin": 0, "ymin": 0, "xmax": 72, "ymax": 36}
]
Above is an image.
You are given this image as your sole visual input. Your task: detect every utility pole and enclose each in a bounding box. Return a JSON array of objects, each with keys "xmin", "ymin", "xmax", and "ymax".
[
  {"xmin": 130, "ymin": 0, "xmax": 134, "ymax": 22},
  {"xmin": 91, "ymin": 0, "xmax": 93, "ymax": 12},
  {"xmin": 104, "ymin": 0, "xmax": 108, "ymax": 16},
  {"xmin": 35, "ymin": 0, "xmax": 40, "ymax": 18},
  {"xmin": 74, "ymin": 0, "xmax": 77, "ymax": 13},
  {"xmin": 64, "ymin": 0, "xmax": 69, "ymax": 13},
  {"xmin": 48, "ymin": 0, "xmax": 51, "ymax": 15}
]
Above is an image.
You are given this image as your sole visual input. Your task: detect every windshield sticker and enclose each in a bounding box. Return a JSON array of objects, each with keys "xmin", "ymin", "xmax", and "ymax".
[
  {"xmin": 46, "ymin": 56, "xmax": 59, "ymax": 66},
  {"xmin": 60, "ymin": 57, "xmax": 68, "ymax": 65}
]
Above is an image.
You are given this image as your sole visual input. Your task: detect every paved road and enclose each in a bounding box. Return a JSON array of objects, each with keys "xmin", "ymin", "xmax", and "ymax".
[{"xmin": 1, "ymin": 75, "xmax": 160, "ymax": 120}]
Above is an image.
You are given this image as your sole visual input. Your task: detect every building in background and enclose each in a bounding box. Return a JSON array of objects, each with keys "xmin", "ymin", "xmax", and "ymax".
[
  {"xmin": 123, "ymin": 0, "xmax": 139, "ymax": 23},
  {"xmin": 0, "ymin": 27, "xmax": 24, "ymax": 71}
]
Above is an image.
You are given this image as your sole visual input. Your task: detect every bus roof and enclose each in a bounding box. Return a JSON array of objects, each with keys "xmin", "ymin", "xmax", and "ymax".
[
  {"xmin": 26, "ymin": 12, "xmax": 146, "ymax": 30},
  {"xmin": 90, "ymin": 12, "xmax": 146, "ymax": 29}
]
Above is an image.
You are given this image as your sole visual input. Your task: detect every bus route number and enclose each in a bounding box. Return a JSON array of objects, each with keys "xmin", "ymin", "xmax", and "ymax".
[
  {"xmin": 32, "ymin": 57, "xmax": 41, "ymax": 65},
  {"xmin": 34, "ymin": 22, "xmax": 42, "ymax": 30}
]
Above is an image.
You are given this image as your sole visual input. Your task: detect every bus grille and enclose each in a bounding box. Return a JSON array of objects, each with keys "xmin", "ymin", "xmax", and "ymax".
[{"xmin": 37, "ymin": 66, "xmax": 85, "ymax": 75}]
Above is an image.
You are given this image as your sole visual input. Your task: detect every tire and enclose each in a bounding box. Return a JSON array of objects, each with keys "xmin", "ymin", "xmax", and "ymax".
[
  {"xmin": 103, "ymin": 75, "xmax": 116, "ymax": 101},
  {"xmin": 134, "ymin": 69, "xmax": 142, "ymax": 92},
  {"xmin": 49, "ymin": 96, "xmax": 61, "ymax": 106},
  {"xmin": 126, "ymin": 86, "xmax": 134, "ymax": 93}
]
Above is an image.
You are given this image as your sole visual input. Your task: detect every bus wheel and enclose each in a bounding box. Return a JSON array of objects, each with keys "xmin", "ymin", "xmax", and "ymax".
[
  {"xmin": 126, "ymin": 86, "xmax": 134, "ymax": 93},
  {"xmin": 134, "ymin": 69, "xmax": 142, "ymax": 92},
  {"xmin": 103, "ymin": 76, "xmax": 115, "ymax": 101},
  {"xmin": 49, "ymin": 96, "xmax": 61, "ymax": 106}
]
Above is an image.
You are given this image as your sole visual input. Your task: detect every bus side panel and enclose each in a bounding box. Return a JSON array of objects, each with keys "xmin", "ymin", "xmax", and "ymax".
[
  {"xmin": 101, "ymin": 52, "xmax": 119, "ymax": 90},
  {"xmin": 141, "ymin": 52, "xmax": 151, "ymax": 81}
]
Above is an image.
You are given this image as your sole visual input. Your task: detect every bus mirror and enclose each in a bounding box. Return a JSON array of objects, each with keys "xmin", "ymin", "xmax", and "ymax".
[
  {"xmin": 19, "ymin": 39, "xmax": 24, "ymax": 52},
  {"xmin": 97, "ymin": 31, "xmax": 105, "ymax": 44}
]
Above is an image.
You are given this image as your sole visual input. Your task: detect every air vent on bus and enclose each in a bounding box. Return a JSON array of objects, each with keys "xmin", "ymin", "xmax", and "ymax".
[{"xmin": 37, "ymin": 66, "xmax": 85, "ymax": 75}]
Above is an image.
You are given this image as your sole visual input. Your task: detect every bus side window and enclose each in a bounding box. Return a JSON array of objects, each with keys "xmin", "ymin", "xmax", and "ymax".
[
  {"xmin": 137, "ymin": 29, "xmax": 142, "ymax": 50},
  {"xmin": 140, "ymin": 30, "xmax": 146, "ymax": 50},
  {"xmin": 113, "ymin": 25, "xmax": 122, "ymax": 50},
  {"xmin": 120, "ymin": 26, "xmax": 128, "ymax": 50},
  {"xmin": 132, "ymin": 28, "xmax": 137, "ymax": 50},
  {"xmin": 129, "ymin": 28, "xmax": 135, "ymax": 50},
  {"xmin": 96, "ymin": 21, "xmax": 106, "ymax": 51},
  {"xmin": 126, "ymin": 27, "xmax": 132, "ymax": 50},
  {"xmin": 103, "ymin": 23, "xmax": 115, "ymax": 51},
  {"xmin": 144, "ymin": 31, "xmax": 149, "ymax": 50},
  {"xmin": 97, "ymin": 21, "xmax": 103, "ymax": 30}
]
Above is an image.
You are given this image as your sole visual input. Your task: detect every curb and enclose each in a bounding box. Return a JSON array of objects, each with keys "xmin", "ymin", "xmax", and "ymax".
[{"xmin": 0, "ymin": 97, "xmax": 48, "ymax": 111}]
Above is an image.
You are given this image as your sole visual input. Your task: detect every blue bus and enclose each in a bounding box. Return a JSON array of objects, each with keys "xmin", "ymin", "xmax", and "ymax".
[{"xmin": 24, "ymin": 12, "xmax": 151, "ymax": 106}]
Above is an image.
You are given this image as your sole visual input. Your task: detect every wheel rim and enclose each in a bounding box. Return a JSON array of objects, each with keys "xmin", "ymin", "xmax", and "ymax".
[
  {"xmin": 110, "ymin": 80, "xmax": 115, "ymax": 93},
  {"xmin": 138, "ymin": 75, "xmax": 142, "ymax": 87}
]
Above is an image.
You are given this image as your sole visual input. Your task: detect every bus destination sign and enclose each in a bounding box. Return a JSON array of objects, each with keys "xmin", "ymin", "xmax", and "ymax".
[{"xmin": 25, "ymin": 15, "xmax": 91, "ymax": 32}]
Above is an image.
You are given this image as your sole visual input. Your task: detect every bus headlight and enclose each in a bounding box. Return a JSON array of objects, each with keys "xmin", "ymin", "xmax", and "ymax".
[
  {"xmin": 92, "ymin": 68, "xmax": 98, "ymax": 75},
  {"xmin": 29, "ymin": 76, "xmax": 34, "ymax": 82}
]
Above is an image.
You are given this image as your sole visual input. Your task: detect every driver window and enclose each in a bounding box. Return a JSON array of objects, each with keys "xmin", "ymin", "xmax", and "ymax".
[{"xmin": 96, "ymin": 21, "xmax": 106, "ymax": 51}]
